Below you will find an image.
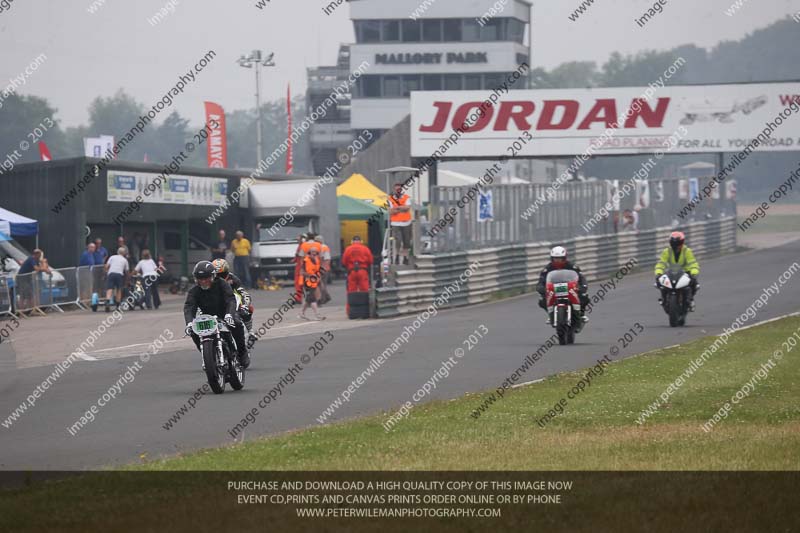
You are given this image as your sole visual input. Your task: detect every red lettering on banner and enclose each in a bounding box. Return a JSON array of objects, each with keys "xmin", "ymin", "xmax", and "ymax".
[
  {"xmin": 494, "ymin": 101, "xmax": 535, "ymax": 131},
  {"xmin": 577, "ymin": 99, "xmax": 617, "ymax": 129},
  {"xmin": 420, "ymin": 102, "xmax": 452, "ymax": 132},
  {"xmin": 452, "ymin": 102, "xmax": 494, "ymax": 132},
  {"xmin": 536, "ymin": 100, "xmax": 579, "ymax": 130},
  {"xmin": 623, "ymin": 98, "xmax": 670, "ymax": 128}
]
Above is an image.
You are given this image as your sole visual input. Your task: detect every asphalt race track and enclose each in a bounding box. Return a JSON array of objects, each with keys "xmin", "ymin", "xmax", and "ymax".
[{"xmin": 1, "ymin": 240, "xmax": 799, "ymax": 469}]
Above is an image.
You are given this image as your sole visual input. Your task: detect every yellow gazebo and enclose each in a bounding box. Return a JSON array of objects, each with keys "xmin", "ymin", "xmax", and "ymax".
[{"xmin": 336, "ymin": 174, "xmax": 389, "ymax": 248}]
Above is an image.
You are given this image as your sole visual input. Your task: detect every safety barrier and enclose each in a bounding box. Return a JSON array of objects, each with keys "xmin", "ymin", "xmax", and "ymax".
[
  {"xmin": 0, "ymin": 276, "xmax": 12, "ymax": 316},
  {"xmin": 77, "ymin": 265, "xmax": 105, "ymax": 306},
  {"xmin": 375, "ymin": 217, "xmax": 737, "ymax": 318}
]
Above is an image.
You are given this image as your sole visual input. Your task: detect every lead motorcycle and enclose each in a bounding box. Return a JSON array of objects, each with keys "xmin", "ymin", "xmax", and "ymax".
[
  {"xmin": 546, "ymin": 269, "xmax": 584, "ymax": 345},
  {"xmin": 190, "ymin": 312, "xmax": 245, "ymax": 394},
  {"xmin": 656, "ymin": 267, "xmax": 692, "ymax": 327}
]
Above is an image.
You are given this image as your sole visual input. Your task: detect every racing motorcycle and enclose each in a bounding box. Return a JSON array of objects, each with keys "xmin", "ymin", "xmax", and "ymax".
[
  {"xmin": 656, "ymin": 267, "xmax": 692, "ymax": 327},
  {"xmin": 546, "ymin": 269, "xmax": 584, "ymax": 345},
  {"xmin": 233, "ymin": 287, "xmax": 256, "ymax": 357},
  {"xmin": 190, "ymin": 312, "xmax": 245, "ymax": 394}
]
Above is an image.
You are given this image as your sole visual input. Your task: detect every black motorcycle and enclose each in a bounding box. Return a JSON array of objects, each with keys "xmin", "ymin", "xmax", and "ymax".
[{"xmin": 190, "ymin": 313, "xmax": 245, "ymax": 394}]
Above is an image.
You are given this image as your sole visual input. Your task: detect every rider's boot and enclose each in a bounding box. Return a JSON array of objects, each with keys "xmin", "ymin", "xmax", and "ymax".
[{"xmin": 237, "ymin": 346, "xmax": 251, "ymax": 369}]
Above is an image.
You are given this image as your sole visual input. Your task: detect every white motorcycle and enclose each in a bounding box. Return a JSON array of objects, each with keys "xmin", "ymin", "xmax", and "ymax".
[{"xmin": 656, "ymin": 267, "xmax": 692, "ymax": 327}]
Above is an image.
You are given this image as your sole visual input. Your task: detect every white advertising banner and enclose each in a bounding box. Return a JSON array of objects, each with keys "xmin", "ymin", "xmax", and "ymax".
[
  {"xmin": 410, "ymin": 83, "xmax": 800, "ymax": 158},
  {"xmin": 106, "ymin": 171, "xmax": 228, "ymax": 206}
]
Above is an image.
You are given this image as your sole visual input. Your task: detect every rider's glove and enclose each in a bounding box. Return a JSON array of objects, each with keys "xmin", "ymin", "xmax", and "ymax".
[
  {"xmin": 185, "ymin": 322, "xmax": 193, "ymax": 336},
  {"xmin": 224, "ymin": 313, "xmax": 235, "ymax": 327}
]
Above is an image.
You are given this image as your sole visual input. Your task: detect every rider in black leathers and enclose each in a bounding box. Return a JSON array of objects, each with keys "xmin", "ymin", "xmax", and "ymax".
[{"xmin": 184, "ymin": 261, "xmax": 250, "ymax": 367}]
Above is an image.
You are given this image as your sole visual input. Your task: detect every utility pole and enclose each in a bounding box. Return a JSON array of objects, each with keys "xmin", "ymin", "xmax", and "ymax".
[{"xmin": 237, "ymin": 50, "xmax": 276, "ymax": 166}]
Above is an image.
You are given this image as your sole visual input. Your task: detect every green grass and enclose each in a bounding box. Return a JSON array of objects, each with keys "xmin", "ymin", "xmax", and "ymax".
[
  {"xmin": 737, "ymin": 213, "xmax": 800, "ymax": 234},
  {"xmin": 2, "ymin": 317, "xmax": 798, "ymax": 531}
]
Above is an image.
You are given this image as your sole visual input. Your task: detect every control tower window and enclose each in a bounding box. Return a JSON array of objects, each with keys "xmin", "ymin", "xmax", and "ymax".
[{"xmin": 402, "ymin": 20, "xmax": 421, "ymax": 42}]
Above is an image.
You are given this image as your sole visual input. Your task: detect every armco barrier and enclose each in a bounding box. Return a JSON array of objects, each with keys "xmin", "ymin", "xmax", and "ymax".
[{"xmin": 375, "ymin": 217, "xmax": 737, "ymax": 318}]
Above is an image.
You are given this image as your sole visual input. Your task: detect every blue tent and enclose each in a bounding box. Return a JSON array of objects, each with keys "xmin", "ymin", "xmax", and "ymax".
[{"xmin": 0, "ymin": 207, "xmax": 39, "ymax": 242}]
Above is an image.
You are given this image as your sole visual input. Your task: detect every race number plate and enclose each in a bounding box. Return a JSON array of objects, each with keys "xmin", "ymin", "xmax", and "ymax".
[
  {"xmin": 555, "ymin": 283, "xmax": 568, "ymax": 294},
  {"xmin": 194, "ymin": 319, "xmax": 216, "ymax": 332}
]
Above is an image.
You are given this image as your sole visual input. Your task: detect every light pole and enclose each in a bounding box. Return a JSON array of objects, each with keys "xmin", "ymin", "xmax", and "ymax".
[{"xmin": 237, "ymin": 50, "xmax": 275, "ymax": 167}]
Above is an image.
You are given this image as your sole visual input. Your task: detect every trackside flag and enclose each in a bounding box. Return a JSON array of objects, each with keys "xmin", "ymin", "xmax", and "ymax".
[
  {"xmin": 204, "ymin": 101, "xmax": 228, "ymax": 168},
  {"xmin": 38, "ymin": 142, "xmax": 52, "ymax": 161},
  {"xmin": 286, "ymin": 84, "xmax": 293, "ymax": 174}
]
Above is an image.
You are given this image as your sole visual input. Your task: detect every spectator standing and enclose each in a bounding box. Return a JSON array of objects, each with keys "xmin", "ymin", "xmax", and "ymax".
[
  {"xmin": 388, "ymin": 182, "xmax": 413, "ymax": 265},
  {"xmin": 104, "ymin": 247, "xmax": 129, "ymax": 312},
  {"xmin": 292, "ymin": 234, "xmax": 306, "ymax": 304},
  {"xmin": 621, "ymin": 209, "xmax": 640, "ymax": 232},
  {"xmin": 342, "ymin": 236, "xmax": 373, "ymax": 293},
  {"xmin": 299, "ymin": 247, "xmax": 325, "ymax": 321},
  {"xmin": 135, "ymin": 249, "xmax": 161, "ymax": 309},
  {"xmin": 93, "ymin": 238, "xmax": 108, "ymax": 264},
  {"xmin": 314, "ymin": 235, "xmax": 332, "ymax": 304},
  {"xmin": 211, "ymin": 229, "xmax": 228, "ymax": 260},
  {"xmin": 18, "ymin": 249, "xmax": 51, "ymax": 275},
  {"xmin": 231, "ymin": 230, "xmax": 252, "ymax": 289},
  {"xmin": 79, "ymin": 243, "xmax": 97, "ymax": 266}
]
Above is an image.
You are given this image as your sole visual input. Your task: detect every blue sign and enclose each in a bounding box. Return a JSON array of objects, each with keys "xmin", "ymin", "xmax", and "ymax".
[
  {"xmin": 114, "ymin": 174, "xmax": 136, "ymax": 190},
  {"xmin": 478, "ymin": 189, "xmax": 493, "ymax": 222},
  {"xmin": 170, "ymin": 178, "xmax": 189, "ymax": 193}
]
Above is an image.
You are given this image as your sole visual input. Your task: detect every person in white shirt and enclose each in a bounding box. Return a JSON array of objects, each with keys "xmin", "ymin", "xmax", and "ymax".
[
  {"xmin": 104, "ymin": 247, "xmax": 129, "ymax": 311},
  {"xmin": 135, "ymin": 249, "xmax": 161, "ymax": 310}
]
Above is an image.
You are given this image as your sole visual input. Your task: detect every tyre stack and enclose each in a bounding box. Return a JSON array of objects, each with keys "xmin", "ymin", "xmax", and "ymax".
[{"xmin": 347, "ymin": 292, "xmax": 370, "ymax": 319}]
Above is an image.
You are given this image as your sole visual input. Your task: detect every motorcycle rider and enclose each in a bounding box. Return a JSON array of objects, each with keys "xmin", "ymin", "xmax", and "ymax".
[
  {"xmin": 211, "ymin": 258, "xmax": 256, "ymax": 346},
  {"xmin": 536, "ymin": 246, "xmax": 589, "ymax": 323},
  {"xmin": 184, "ymin": 260, "xmax": 250, "ymax": 368},
  {"xmin": 654, "ymin": 231, "xmax": 700, "ymax": 311}
]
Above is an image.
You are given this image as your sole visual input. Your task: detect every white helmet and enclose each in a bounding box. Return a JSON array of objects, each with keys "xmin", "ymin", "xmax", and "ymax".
[{"xmin": 550, "ymin": 246, "xmax": 567, "ymax": 260}]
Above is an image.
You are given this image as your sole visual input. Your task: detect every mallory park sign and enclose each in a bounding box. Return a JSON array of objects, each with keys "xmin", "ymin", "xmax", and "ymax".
[{"xmin": 375, "ymin": 52, "xmax": 488, "ymax": 65}]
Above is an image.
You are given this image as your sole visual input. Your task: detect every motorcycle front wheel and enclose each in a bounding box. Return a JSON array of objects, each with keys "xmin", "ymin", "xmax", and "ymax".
[
  {"xmin": 203, "ymin": 342, "xmax": 225, "ymax": 394},
  {"xmin": 667, "ymin": 293, "xmax": 681, "ymax": 328},
  {"xmin": 556, "ymin": 307, "xmax": 569, "ymax": 345}
]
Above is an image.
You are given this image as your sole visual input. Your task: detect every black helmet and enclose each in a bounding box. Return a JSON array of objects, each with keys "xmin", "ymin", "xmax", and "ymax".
[{"xmin": 193, "ymin": 260, "xmax": 215, "ymax": 285}]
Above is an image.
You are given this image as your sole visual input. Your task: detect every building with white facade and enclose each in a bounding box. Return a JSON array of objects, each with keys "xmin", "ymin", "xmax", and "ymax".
[{"xmin": 349, "ymin": 0, "xmax": 531, "ymax": 134}]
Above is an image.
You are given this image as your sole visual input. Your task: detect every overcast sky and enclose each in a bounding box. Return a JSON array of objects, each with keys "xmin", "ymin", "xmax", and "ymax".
[{"xmin": 1, "ymin": 0, "xmax": 798, "ymax": 128}]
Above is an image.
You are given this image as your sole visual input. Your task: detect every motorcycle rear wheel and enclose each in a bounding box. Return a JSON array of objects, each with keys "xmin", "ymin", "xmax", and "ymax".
[
  {"xmin": 203, "ymin": 342, "xmax": 225, "ymax": 394},
  {"xmin": 227, "ymin": 346, "xmax": 245, "ymax": 391}
]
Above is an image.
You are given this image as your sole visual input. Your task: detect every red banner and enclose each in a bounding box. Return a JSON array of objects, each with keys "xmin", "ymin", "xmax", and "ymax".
[
  {"xmin": 37, "ymin": 142, "xmax": 52, "ymax": 161},
  {"xmin": 203, "ymin": 101, "xmax": 228, "ymax": 168}
]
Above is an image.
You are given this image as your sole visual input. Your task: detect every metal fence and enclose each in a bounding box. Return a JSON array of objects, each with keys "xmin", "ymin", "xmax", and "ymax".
[
  {"xmin": 0, "ymin": 276, "xmax": 12, "ymax": 316},
  {"xmin": 425, "ymin": 176, "xmax": 737, "ymax": 253},
  {"xmin": 4, "ymin": 266, "xmax": 106, "ymax": 315}
]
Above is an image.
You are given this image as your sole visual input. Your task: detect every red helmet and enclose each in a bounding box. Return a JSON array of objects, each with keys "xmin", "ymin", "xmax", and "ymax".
[{"xmin": 669, "ymin": 231, "xmax": 685, "ymax": 248}]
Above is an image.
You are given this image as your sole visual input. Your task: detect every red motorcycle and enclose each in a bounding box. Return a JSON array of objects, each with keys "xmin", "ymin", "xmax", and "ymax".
[{"xmin": 546, "ymin": 269, "xmax": 584, "ymax": 345}]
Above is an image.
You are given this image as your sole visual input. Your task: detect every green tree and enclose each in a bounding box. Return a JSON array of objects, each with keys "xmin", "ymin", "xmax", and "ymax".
[{"xmin": 0, "ymin": 93, "xmax": 66, "ymax": 163}]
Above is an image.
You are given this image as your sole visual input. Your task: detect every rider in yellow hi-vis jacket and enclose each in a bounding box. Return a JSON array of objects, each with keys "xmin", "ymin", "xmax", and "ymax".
[{"xmin": 655, "ymin": 231, "xmax": 700, "ymax": 311}]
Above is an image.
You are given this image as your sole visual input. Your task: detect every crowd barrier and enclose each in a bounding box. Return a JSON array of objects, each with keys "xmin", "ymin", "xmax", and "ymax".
[
  {"xmin": 0, "ymin": 276, "xmax": 12, "ymax": 316},
  {"xmin": 0, "ymin": 265, "xmax": 108, "ymax": 316},
  {"xmin": 375, "ymin": 217, "xmax": 737, "ymax": 318}
]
